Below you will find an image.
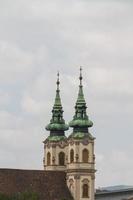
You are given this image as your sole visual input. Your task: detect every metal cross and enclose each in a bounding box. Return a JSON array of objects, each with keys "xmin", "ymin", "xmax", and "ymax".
[
  {"xmin": 57, "ymin": 71, "xmax": 60, "ymax": 90},
  {"xmin": 79, "ymin": 66, "xmax": 83, "ymax": 86}
]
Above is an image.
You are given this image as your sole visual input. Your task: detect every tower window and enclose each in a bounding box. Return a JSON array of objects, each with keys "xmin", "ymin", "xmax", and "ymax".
[
  {"xmin": 82, "ymin": 149, "xmax": 89, "ymax": 163},
  {"xmin": 70, "ymin": 149, "xmax": 74, "ymax": 163},
  {"xmin": 59, "ymin": 152, "xmax": 65, "ymax": 166},
  {"xmin": 82, "ymin": 184, "xmax": 89, "ymax": 198},
  {"xmin": 47, "ymin": 152, "xmax": 51, "ymax": 165}
]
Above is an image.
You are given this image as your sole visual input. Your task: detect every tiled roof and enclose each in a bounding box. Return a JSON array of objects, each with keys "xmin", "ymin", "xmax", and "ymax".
[{"xmin": 0, "ymin": 168, "xmax": 73, "ymax": 200}]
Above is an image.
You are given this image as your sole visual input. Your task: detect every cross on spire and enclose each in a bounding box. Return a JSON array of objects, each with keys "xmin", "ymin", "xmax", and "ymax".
[
  {"xmin": 69, "ymin": 67, "xmax": 93, "ymax": 133},
  {"xmin": 45, "ymin": 72, "xmax": 69, "ymax": 135},
  {"xmin": 56, "ymin": 71, "xmax": 60, "ymax": 90},
  {"xmin": 79, "ymin": 66, "xmax": 83, "ymax": 86}
]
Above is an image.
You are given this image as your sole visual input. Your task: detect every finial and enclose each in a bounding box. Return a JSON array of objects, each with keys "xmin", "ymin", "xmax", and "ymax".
[
  {"xmin": 56, "ymin": 71, "xmax": 60, "ymax": 90},
  {"xmin": 79, "ymin": 66, "xmax": 83, "ymax": 86}
]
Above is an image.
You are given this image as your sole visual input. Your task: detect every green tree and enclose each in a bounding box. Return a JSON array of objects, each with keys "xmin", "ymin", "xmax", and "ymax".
[{"xmin": 0, "ymin": 192, "xmax": 39, "ymax": 200}]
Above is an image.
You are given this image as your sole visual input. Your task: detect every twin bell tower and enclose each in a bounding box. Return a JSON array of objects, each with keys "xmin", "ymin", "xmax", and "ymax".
[{"xmin": 43, "ymin": 68, "xmax": 96, "ymax": 200}]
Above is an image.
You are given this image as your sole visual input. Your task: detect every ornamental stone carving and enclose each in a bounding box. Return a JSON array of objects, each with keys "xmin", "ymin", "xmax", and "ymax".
[
  {"xmin": 82, "ymin": 139, "xmax": 89, "ymax": 145},
  {"xmin": 75, "ymin": 154, "xmax": 79, "ymax": 162},
  {"xmin": 74, "ymin": 174, "xmax": 80, "ymax": 179},
  {"xmin": 52, "ymin": 156, "xmax": 55, "ymax": 164}
]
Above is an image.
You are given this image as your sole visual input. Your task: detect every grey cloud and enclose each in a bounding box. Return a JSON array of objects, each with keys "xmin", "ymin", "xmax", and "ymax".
[{"xmin": 0, "ymin": 0, "xmax": 133, "ymax": 187}]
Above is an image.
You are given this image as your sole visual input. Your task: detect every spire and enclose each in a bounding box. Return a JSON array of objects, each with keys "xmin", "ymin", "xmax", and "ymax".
[
  {"xmin": 76, "ymin": 66, "xmax": 86, "ymax": 105},
  {"xmin": 53, "ymin": 71, "xmax": 62, "ymax": 108},
  {"xmin": 46, "ymin": 72, "xmax": 69, "ymax": 140},
  {"xmin": 79, "ymin": 66, "xmax": 83, "ymax": 86},
  {"xmin": 69, "ymin": 68, "xmax": 93, "ymax": 136},
  {"xmin": 57, "ymin": 71, "xmax": 60, "ymax": 90}
]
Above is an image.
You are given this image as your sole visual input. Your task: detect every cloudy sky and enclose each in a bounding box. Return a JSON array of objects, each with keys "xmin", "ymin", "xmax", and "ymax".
[{"xmin": 0, "ymin": 0, "xmax": 133, "ymax": 187}]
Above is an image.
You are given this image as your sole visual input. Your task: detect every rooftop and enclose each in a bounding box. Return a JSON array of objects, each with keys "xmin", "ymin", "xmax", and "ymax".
[{"xmin": 0, "ymin": 168, "xmax": 73, "ymax": 200}]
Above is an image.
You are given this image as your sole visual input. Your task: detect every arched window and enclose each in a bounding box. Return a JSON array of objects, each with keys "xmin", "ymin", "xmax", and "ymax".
[
  {"xmin": 59, "ymin": 152, "xmax": 65, "ymax": 166},
  {"xmin": 82, "ymin": 184, "xmax": 89, "ymax": 198},
  {"xmin": 70, "ymin": 149, "xmax": 74, "ymax": 163},
  {"xmin": 47, "ymin": 152, "xmax": 51, "ymax": 165},
  {"xmin": 82, "ymin": 149, "xmax": 89, "ymax": 163}
]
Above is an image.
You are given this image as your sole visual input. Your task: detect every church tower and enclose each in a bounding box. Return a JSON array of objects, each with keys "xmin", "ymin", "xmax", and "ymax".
[
  {"xmin": 43, "ymin": 72, "xmax": 69, "ymax": 171},
  {"xmin": 43, "ymin": 69, "xmax": 96, "ymax": 200},
  {"xmin": 66, "ymin": 68, "xmax": 96, "ymax": 200}
]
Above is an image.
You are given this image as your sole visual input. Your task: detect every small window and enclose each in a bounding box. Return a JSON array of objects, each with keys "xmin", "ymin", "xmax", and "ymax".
[
  {"xmin": 82, "ymin": 149, "xmax": 89, "ymax": 163},
  {"xmin": 70, "ymin": 149, "xmax": 74, "ymax": 163},
  {"xmin": 47, "ymin": 152, "xmax": 51, "ymax": 165},
  {"xmin": 82, "ymin": 184, "xmax": 89, "ymax": 198},
  {"xmin": 59, "ymin": 152, "xmax": 65, "ymax": 166}
]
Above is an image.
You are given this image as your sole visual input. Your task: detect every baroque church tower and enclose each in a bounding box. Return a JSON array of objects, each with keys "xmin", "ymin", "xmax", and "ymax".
[
  {"xmin": 43, "ymin": 69, "xmax": 96, "ymax": 200},
  {"xmin": 43, "ymin": 72, "xmax": 69, "ymax": 171},
  {"xmin": 67, "ymin": 68, "xmax": 96, "ymax": 200}
]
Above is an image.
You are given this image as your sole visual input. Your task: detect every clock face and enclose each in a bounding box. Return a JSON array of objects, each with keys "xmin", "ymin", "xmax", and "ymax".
[
  {"xmin": 59, "ymin": 140, "xmax": 64, "ymax": 148},
  {"xmin": 70, "ymin": 139, "xmax": 74, "ymax": 146},
  {"xmin": 58, "ymin": 140, "xmax": 67, "ymax": 148},
  {"xmin": 82, "ymin": 139, "xmax": 89, "ymax": 145}
]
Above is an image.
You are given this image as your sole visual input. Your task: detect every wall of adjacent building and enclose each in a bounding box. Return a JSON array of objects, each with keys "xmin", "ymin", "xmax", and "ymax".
[{"xmin": 95, "ymin": 191, "xmax": 133, "ymax": 200}]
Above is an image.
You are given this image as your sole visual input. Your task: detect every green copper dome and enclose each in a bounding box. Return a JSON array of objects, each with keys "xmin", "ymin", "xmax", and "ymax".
[
  {"xmin": 69, "ymin": 67, "xmax": 93, "ymax": 135},
  {"xmin": 46, "ymin": 72, "xmax": 69, "ymax": 139}
]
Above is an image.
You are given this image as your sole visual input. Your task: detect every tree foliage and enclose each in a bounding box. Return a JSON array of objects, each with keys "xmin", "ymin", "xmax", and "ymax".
[{"xmin": 0, "ymin": 192, "xmax": 39, "ymax": 200}]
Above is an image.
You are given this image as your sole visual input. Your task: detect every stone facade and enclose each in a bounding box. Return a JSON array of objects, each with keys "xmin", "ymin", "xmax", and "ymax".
[
  {"xmin": 44, "ymin": 136, "xmax": 95, "ymax": 200},
  {"xmin": 44, "ymin": 69, "xmax": 96, "ymax": 200},
  {"xmin": 66, "ymin": 138, "xmax": 95, "ymax": 200}
]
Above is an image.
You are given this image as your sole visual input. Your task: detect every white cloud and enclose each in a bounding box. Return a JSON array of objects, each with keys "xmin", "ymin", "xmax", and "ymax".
[
  {"xmin": 21, "ymin": 95, "xmax": 45, "ymax": 115},
  {"xmin": 0, "ymin": 41, "xmax": 34, "ymax": 83},
  {"xmin": 0, "ymin": 111, "xmax": 22, "ymax": 129},
  {"xmin": 0, "ymin": 90, "xmax": 10, "ymax": 107},
  {"xmin": 96, "ymin": 150, "xmax": 133, "ymax": 187},
  {"xmin": 0, "ymin": 0, "xmax": 133, "ymax": 187}
]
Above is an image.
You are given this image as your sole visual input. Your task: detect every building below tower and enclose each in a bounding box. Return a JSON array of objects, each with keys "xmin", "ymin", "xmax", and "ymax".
[
  {"xmin": 44, "ymin": 68, "xmax": 96, "ymax": 200},
  {"xmin": 0, "ymin": 70, "xmax": 132, "ymax": 200}
]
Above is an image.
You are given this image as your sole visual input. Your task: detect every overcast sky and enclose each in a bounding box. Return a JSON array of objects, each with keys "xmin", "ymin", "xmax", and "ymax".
[{"xmin": 0, "ymin": 0, "xmax": 133, "ymax": 188}]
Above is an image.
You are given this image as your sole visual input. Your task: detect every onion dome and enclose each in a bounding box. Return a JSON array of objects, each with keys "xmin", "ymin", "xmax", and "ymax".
[{"xmin": 69, "ymin": 67, "xmax": 93, "ymax": 137}]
